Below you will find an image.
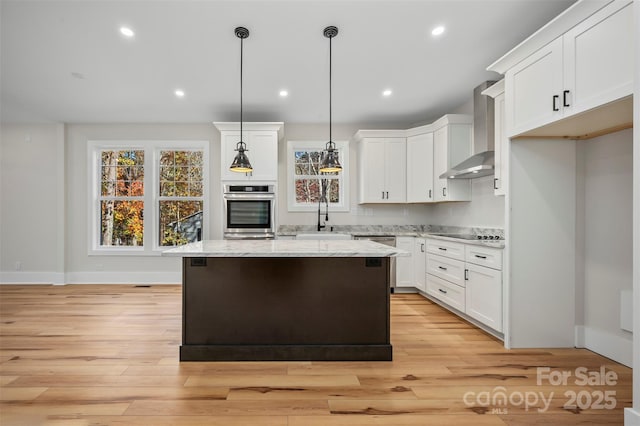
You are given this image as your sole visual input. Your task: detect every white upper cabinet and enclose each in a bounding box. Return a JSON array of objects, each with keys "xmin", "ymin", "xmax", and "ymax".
[
  {"xmin": 355, "ymin": 131, "xmax": 407, "ymax": 204},
  {"xmin": 482, "ymin": 80, "xmax": 507, "ymax": 196},
  {"xmin": 503, "ymin": 0, "xmax": 633, "ymax": 137},
  {"xmin": 506, "ymin": 38, "xmax": 563, "ymax": 137},
  {"xmin": 562, "ymin": 1, "xmax": 633, "ymax": 115},
  {"xmin": 406, "ymin": 130, "xmax": 434, "ymax": 203},
  {"xmin": 432, "ymin": 115, "xmax": 472, "ymax": 202},
  {"xmin": 215, "ymin": 122, "xmax": 283, "ymax": 182}
]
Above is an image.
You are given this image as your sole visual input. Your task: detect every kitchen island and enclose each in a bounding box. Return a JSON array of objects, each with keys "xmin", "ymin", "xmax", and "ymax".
[{"xmin": 163, "ymin": 239, "xmax": 405, "ymax": 361}]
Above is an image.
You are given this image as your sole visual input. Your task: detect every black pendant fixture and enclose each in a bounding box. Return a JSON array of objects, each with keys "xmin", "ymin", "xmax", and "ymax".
[
  {"xmin": 319, "ymin": 26, "xmax": 342, "ymax": 174},
  {"xmin": 230, "ymin": 26, "xmax": 252, "ymax": 173}
]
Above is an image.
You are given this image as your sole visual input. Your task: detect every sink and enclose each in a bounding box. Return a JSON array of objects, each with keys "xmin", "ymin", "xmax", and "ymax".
[{"xmin": 295, "ymin": 233, "xmax": 352, "ymax": 240}]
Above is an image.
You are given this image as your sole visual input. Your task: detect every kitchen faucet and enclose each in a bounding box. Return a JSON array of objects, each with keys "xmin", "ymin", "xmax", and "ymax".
[{"xmin": 317, "ymin": 178, "xmax": 329, "ymax": 232}]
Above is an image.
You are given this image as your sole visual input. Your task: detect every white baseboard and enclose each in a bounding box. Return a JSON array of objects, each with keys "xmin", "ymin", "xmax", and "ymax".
[
  {"xmin": 625, "ymin": 408, "xmax": 640, "ymax": 425},
  {"xmin": 65, "ymin": 271, "xmax": 181, "ymax": 284},
  {"xmin": 0, "ymin": 271, "xmax": 65, "ymax": 285},
  {"xmin": 575, "ymin": 325, "xmax": 633, "ymax": 367},
  {"xmin": 0, "ymin": 271, "xmax": 181, "ymax": 285}
]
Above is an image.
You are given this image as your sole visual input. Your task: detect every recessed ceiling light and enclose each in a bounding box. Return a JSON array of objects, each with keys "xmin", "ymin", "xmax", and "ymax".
[
  {"xmin": 120, "ymin": 27, "xmax": 135, "ymax": 38},
  {"xmin": 382, "ymin": 89, "xmax": 392, "ymax": 97},
  {"xmin": 279, "ymin": 90, "xmax": 288, "ymax": 97},
  {"xmin": 432, "ymin": 26, "xmax": 445, "ymax": 36},
  {"xmin": 174, "ymin": 89, "xmax": 185, "ymax": 98}
]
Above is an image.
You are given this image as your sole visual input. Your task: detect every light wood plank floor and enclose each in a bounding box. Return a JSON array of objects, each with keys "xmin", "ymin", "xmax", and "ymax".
[{"xmin": 0, "ymin": 285, "xmax": 631, "ymax": 425}]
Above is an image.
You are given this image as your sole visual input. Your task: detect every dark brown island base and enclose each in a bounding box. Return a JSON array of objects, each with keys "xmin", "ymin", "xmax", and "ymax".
[{"xmin": 163, "ymin": 240, "xmax": 407, "ymax": 362}]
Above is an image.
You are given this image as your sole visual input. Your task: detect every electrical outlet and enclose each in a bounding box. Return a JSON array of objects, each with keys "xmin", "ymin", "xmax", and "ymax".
[{"xmin": 15, "ymin": 261, "xmax": 21, "ymax": 271}]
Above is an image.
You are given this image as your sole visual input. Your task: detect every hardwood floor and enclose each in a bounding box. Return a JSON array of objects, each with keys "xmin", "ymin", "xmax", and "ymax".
[{"xmin": 0, "ymin": 285, "xmax": 631, "ymax": 425}]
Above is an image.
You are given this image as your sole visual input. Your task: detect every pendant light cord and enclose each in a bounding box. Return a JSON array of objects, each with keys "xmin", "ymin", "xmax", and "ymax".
[
  {"xmin": 329, "ymin": 33, "xmax": 332, "ymax": 145},
  {"xmin": 240, "ymin": 35, "xmax": 243, "ymax": 143}
]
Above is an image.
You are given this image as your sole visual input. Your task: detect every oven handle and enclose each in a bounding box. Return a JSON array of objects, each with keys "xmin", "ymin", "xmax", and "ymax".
[{"xmin": 223, "ymin": 193, "xmax": 275, "ymax": 200}]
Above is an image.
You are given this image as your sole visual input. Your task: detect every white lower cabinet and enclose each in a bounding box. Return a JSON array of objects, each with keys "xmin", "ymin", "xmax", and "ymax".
[
  {"xmin": 395, "ymin": 237, "xmax": 415, "ymax": 288},
  {"xmin": 396, "ymin": 236, "xmax": 428, "ymax": 292},
  {"xmin": 413, "ymin": 238, "xmax": 426, "ymax": 292},
  {"xmin": 425, "ymin": 238, "xmax": 503, "ymax": 333},
  {"xmin": 465, "ymin": 263, "xmax": 503, "ymax": 332}
]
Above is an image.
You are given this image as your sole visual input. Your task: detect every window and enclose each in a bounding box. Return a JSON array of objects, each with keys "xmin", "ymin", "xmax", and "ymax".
[
  {"xmin": 89, "ymin": 141, "xmax": 209, "ymax": 255},
  {"xmin": 99, "ymin": 149, "xmax": 145, "ymax": 247},
  {"xmin": 158, "ymin": 150, "xmax": 204, "ymax": 246},
  {"xmin": 287, "ymin": 140, "xmax": 349, "ymax": 212}
]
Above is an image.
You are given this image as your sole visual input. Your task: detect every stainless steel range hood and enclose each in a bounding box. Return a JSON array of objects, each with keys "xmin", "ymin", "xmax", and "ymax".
[{"xmin": 440, "ymin": 81, "xmax": 496, "ymax": 179}]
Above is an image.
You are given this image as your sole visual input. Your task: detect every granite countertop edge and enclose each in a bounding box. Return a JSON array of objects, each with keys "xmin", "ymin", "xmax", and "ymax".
[{"xmin": 162, "ymin": 240, "xmax": 411, "ymax": 257}]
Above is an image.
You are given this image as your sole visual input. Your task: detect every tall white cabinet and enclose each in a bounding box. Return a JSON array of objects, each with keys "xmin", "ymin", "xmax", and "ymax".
[
  {"xmin": 406, "ymin": 127, "xmax": 434, "ymax": 203},
  {"xmin": 215, "ymin": 122, "xmax": 283, "ymax": 182},
  {"xmin": 482, "ymin": 80, "xmax": 507, "ymax": 196},
  {"xmin": 354, "ymin": 131, "xmax": 407, "ymax": 204},
  {"xmin": 432, "ymin": 115, "xmax": 472, "ymax": 202}
]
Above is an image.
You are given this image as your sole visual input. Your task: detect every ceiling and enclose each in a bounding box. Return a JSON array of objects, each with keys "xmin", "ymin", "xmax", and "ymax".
[{"xmin": 1, "ymin": 0, "xmax": 576, "ymax": 126}]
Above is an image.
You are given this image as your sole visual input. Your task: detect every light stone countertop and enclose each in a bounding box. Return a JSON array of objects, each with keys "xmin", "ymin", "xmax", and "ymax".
[
  {"xmin": 162, "ymin": 240, "xmax": 410, "ymax": 258},
  {"xmin": 276, "ymin": 225, "xmax": 505, "ymax": 248},
  {"xmin": 419, "ymin": 233, "xmax": 505, "ymax": 249}
]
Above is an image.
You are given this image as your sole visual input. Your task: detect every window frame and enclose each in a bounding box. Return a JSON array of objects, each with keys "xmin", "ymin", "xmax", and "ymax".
[
  {"xmin": 286, "ymin": 140, "xmax": 349, "ymax": 212},
  {"xmin": 88, "ymin": 140, "xmax": 209, "ymax": 256}
]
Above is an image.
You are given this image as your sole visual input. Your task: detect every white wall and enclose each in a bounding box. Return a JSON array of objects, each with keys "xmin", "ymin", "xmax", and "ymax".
[
  {"xmin": 427, "ymin": 176, "xmax": 504, "ymax": 228},
  {"xmin": 578, "ymin": 129, "xmax": 633, "ymax": 366},
  {"xmin": 0, "ymin": 123, "xmax": 65, "ymax": 284}
]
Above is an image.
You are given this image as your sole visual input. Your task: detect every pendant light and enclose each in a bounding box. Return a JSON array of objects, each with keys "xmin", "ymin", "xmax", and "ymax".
[
  {"xmin": 230, "ymin": 26, "xmax": 252, "ymax": 173},
  {"xmin": 319, "ymin": 26, "xmax": 342, "ymax": 174}
]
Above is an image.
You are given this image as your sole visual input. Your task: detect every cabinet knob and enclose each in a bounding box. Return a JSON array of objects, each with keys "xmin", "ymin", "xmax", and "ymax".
[
  {"xmin": 438, "ymin": 266, "xmax": 447, "ymax": 271},
  {"xmin": 464, "ymin": 268, "xmax": 469, "ymax": 281},
  {"xmin": 552, "ymin": 95, "xmax": 560, "ymax": 111},
  {"xmin": 428, "ymin": 189, "xmax": 432, "ymax": 199},
  {"xmin": 494, "ymin": 178, "xmax": 499, "ymax": 190},
  {"xmin": 438, "ymin": 288, "xmax": 447, "ymax": 294}
]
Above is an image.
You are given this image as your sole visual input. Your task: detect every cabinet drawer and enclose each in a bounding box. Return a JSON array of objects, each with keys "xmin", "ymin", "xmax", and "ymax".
[
  {"xmin": 465, "ymin": 245, "xmax": 503, "ymax": 270},
  {"xmin": 426, "ymin": 253, "xmax": 465, "ymax": 287},
  {"xmin": 425, "ymin": 239, "xmax": 465, "ymax": 261},
  {"xmin": 427, "ymin": 274, "xmax": 465, "ymax": 312}
]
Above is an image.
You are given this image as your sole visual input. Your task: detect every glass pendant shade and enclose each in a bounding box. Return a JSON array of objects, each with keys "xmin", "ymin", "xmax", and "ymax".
[
  {"xmin": 319, "ymin": 141, "xmax": 342, "ymax": 173},
  {"xmin": 230, "ymin": 141, "xmax": 252, "ymax": 173}
]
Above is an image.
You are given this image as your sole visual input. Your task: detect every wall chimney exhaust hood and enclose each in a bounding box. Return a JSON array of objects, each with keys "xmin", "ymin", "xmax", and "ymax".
[{"xmin": 440, "ymin": 81, "xmax": 496, "ymax": 179}]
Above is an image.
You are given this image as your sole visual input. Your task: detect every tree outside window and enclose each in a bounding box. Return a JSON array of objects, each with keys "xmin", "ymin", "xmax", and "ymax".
[
  {"xmin": 99, "ymin": 150, "xmax": 144, "ymax": 246},
  {"xmin": 158, "ymin": 150, "xmax": 204, "ymax": 246}
]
